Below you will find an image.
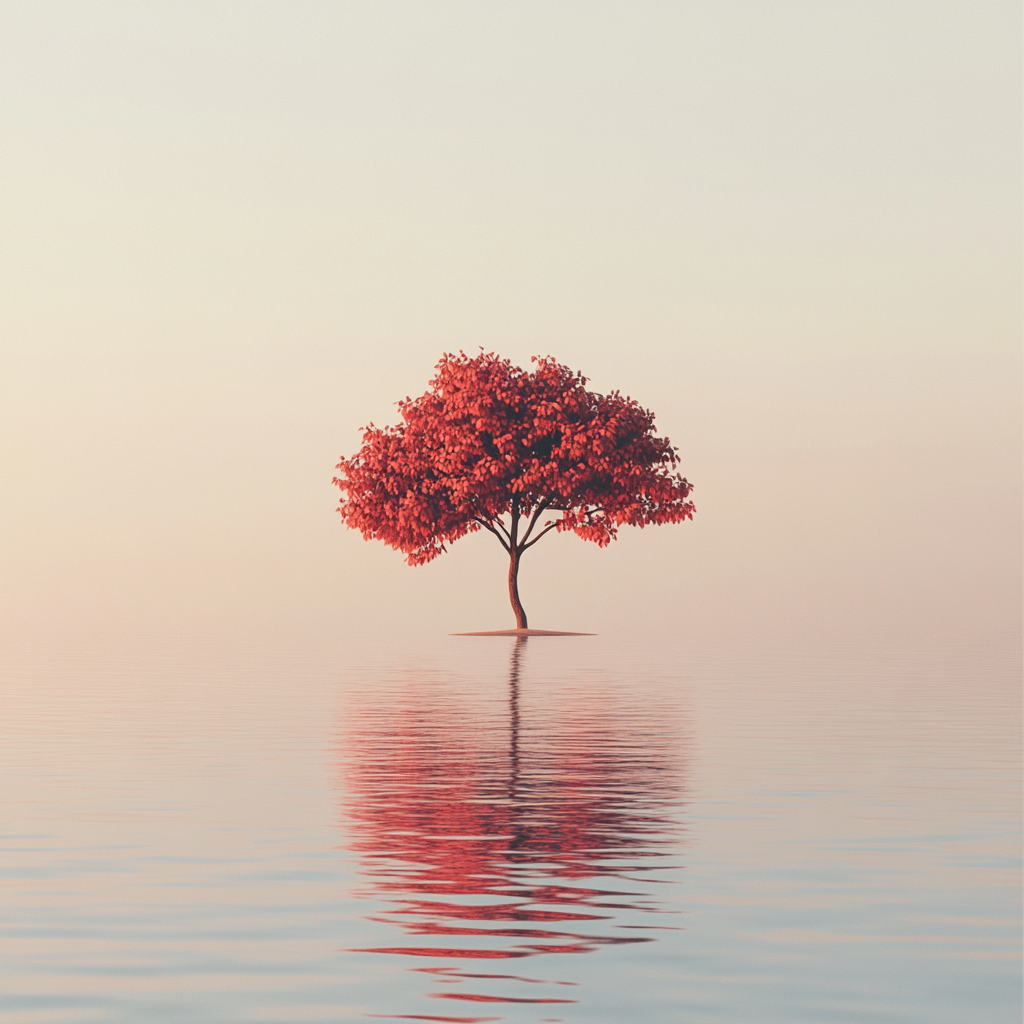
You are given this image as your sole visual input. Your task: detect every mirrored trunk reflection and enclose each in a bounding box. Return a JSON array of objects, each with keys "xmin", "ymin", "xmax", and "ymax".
[{"xmin": 336, "ymin": 638, "xmax": 688, "ymax": 1018}]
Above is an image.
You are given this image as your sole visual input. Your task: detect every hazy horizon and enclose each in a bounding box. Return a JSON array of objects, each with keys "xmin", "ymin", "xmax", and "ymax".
[{"xmin": 2, "ymin": 1, "xmax": 1020, "ymax": 653}]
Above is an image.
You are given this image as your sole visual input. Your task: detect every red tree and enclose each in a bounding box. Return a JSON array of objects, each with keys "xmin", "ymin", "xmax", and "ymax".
[{"xmin": 334, "ymin": 352, "xmax": 694, "ymax": 628}]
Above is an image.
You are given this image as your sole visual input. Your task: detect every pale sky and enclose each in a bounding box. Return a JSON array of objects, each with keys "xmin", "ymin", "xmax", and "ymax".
[{"xmin": 1, "ymin": 1, "xmax": 1019, "ymax": 650}]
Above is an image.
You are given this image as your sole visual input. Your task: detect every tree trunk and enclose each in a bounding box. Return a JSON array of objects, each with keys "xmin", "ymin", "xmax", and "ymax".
[{"xmin": 508, "ymin": 547, "xmax": 528, "ymax": 629}]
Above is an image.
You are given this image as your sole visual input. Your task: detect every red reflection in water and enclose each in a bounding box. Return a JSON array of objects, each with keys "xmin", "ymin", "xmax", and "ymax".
[
  {"xmin": 368, "ymin": 1016, "xmax": 501, "ymax": 1023},
  {"xmin": 339, "ymin": 638, "xmax": 686, "ymax": 1018},
  {"xmin": 415, "ymin": 968, "xmax": 576, "ymax": 987},
  {"xmin": 430, "ymin": 994, "xmax": 574, "ymax": 1004}
]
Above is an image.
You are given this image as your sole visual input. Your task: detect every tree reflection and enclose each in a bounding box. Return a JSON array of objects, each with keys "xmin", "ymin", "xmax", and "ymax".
[{"xmin": 337, "ymin": 638, "xmax": 686, "ymax": 1019}]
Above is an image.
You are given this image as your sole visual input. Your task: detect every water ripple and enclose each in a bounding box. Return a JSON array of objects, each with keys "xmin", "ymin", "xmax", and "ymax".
[{"xmin": 337, "ymin": 637, "xmax": 687, "ymax": 1017}]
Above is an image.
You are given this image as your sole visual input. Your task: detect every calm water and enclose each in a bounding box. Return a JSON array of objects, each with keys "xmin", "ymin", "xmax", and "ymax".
[{"xmin": 1, "ymin": 631, "xmax": 1020, "ymax": 1022}]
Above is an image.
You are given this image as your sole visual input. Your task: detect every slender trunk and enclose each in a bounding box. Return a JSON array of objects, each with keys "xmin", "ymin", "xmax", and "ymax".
[
  {"xmin": 508, "ymin": 547, "xmax": 528, "ymax": 629},
  {"xmin": 506, "ymin": 497, "xmax": 528, "ymax": 629}
]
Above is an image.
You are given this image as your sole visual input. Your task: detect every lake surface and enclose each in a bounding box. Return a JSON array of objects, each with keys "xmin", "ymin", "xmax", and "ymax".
[{"xmin": 2, "ymin": 631, "xmax": 1020, "ymax": 1022}]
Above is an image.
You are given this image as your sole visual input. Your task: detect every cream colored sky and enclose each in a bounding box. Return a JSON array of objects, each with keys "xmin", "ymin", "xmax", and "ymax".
[{"xmin": 1, "ymin": 1, "xmax": 1019, "ymax": 649}]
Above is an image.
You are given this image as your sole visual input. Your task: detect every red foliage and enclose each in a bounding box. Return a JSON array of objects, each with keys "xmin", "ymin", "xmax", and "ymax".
[{"xmin": 334, "ymin": 352, "xmax": 694, "ymax": 624}]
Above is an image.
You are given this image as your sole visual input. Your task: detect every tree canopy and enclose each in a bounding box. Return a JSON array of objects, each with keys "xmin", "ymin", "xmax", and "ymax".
[{"xmin": 334, "ymin": 351, "xmax": 694, "ymax": 627}]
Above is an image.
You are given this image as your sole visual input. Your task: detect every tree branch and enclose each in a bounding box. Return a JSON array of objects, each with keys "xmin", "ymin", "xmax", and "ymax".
[
  {"xmin": 520, "ymin": 519, "xmax": 561, "ymax": 551},
  {"xmin": 472, "ymin": 517, "xmax": 510, "ymax": 553},
  {"xmin": 517, "ymin": 499, "xmax": 551, "ymax": 548},
  {"xmin": 471, "ymin": 508, "xmax": 511, "ymax": 543},
  {"xmin": 509, "ymin": 496, "xmax": 520, "ymax": 550},
  {"xmin": 519, "ymin": 500, "xmax": 610, "ymax": 552}
]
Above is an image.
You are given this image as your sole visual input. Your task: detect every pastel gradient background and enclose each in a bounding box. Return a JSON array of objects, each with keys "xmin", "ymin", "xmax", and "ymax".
[
  {"xmin": 2, "ymin": 0, "xmax": 1019, "ymax": 648},
  {"xmin": 1, "ymin": 6, "xmax": 1021, "ymax": 1021}
]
